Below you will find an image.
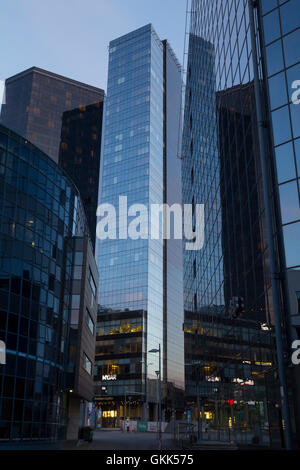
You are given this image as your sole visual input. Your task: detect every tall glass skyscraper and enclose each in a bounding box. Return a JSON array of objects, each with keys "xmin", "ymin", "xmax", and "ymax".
[
  {"xmin": 96, "ymin": 25, "xmax": 184, "ymax": 419},
  {"xmin": 182, "ymin": 0, "xmax": 300, "ymax": 449}
]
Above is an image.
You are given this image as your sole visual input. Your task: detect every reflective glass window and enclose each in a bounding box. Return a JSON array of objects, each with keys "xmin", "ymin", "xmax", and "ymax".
[
  {"xmin": 86, "ymin": 308, "xmax": 95, "ymax": 335},
  {"xmin": 279, "ymin": 180, "xmax": 300, "ymax": 223},
  {"xmin": 271, "ymin": 106, "xmax": 292, "ymax": 145},
  {"xmin": 261, "ymin": 0, "xmax": 278, "ymax": 15},
  {"xmin": 283, "ymin": 29, "xmax": 300, "ymax": 68},
  {"xmin": 263, "ymin": 9, "xmax": 281, "ymax": 44},
  {"xmin": 290, "ymin": 101, "xmax": 300, "ymax": 139},
  {"xmin": 280, "ymin": 0, "xmax": 300, "ymax": 35},
  {"xmin": 283, "ymin": 222, "xmax": 300, "ymax": 267},
  {"xmin": 83, "ymin": 353, "xmax": 92, "ymax": 375},
  {"xmin": 286, "ymin": 63, "xmax": 300, "ymax": 104},
  {"xmin": 266, "ymin": 40, "xmax": 284, "ymax": 76},
  {"xmin": 268, "ymin": 72, "xmax": 288, "ymax": 109},
  {"xmin": 275, "ymin": 141, "xmax": 296, "ymax": 182},
  {"xmin": 294, "ymin": 138, "xmax": 300, "ymax": 174}
]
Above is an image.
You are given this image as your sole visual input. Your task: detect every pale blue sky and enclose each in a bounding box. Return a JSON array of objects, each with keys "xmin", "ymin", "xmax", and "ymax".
[{"xmin": 0, "ymin": 0, "xmax": 187, "ymax": 91}]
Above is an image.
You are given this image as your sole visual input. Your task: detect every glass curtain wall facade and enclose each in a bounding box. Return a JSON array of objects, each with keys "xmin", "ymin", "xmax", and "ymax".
[
  {"xmin": 97, "ymin": 25, "xmax": 184, "ymax": 413},
  {"xmin": 181, "ymin": 0, "xmax": 300, "ymax": 447},
  {"xmin": 0, "ymin": 124, "xmax": 93, "ymax": 442},
  {"xmin": 164, "ymin": 40, "xmax": 185, "ymax": 396},
  {"xmin": 258, "ymin": 0, "xmax": 300, "ymax": 443}
]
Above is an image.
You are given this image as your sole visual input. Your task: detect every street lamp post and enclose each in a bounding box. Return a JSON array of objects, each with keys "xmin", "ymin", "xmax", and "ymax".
[
  {"xmin": 124, "ymin": 390, "xmax": 126, "ymax": 431},
  {"xmin": 196, "ymin": 381, "xmax": 202, "ymax": 441},
  {"xmin": 149, "ymin": 344, "xmax": 162, "ymax": 450},
  {"xmin": 186, "ymin": 362, "xmax": 202, "ymax": 441},
  {"xmin": 139, "ymin": 360, "xmax": 153, "ymax": 422}
]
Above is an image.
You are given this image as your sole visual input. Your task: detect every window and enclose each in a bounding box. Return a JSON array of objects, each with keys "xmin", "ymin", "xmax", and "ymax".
[
  {"xmin": 83, "ymin": 353, "xmax": 92, "ymax": 375},
  {"xmin": 88, "ymin": 268, "xmax": 97, "ymax": 298},
  {"xmin": 48, "ymin": 274, "xmax": 55, "ymax": 291},
  {"xmin": 86, "ymin": 308, "xmax": 95, "ymax": 335},
  {"xmin": 263, "ymin": 9, "xmax": 280, "ymax": 44},
  {"xmin": 283, "ymin": 222, "xmax": 300, "ymax": 267},
  {"xmin": 283, "ymin": 29, "xmax": 300, "ymax": 68},
  {"xmin": 271, "ymin": 106, "xmax": 291, "ymax": 145},
  {"xmin": 71, "ymin": 294, "xmax": 80, "ymax": 309},
  {"xmin": 268, "ymin": 73, "xmax": 288, "ymax": 110},
  {"xmin": 261, "ymin": 0, "xmax": 277, "ymax": 15},
  {"xmin": 279, "ymin": 181, "xmax": 300, "ymax": 224},
  {"xmin": 266, "ymin": 40, "xmax": 284, "ymax": 76},
  {"xmin": 275, "ymin": 142, "xmax": 296, "ymax": 183},
  {"xmin": 280, "ymin": 0, "xmax": 300, "ymax": 36}
]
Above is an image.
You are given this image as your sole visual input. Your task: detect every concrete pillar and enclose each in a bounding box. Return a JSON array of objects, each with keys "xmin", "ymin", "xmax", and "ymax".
[
  {"xmin": 154, "ymin": 403, "xmax": 158, "ymax": 421},
  {"xmin": 142, "ymin": 403, "xmax": 149, "ymax": 421},
  {"xmin": 67, "ymin": 396, "xmax": 81, "ymax": 440}
]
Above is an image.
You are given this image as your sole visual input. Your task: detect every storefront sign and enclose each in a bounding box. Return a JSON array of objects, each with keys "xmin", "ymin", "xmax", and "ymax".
[{"xmin": 102, "ymin": 374, "xmax": 117, "ymax": 381}]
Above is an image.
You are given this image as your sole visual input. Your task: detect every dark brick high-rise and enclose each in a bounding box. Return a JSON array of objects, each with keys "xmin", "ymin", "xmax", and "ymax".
[
  {"xmin": 59, "ymin": 102, "xmax": 103, "ymax": 251},
  {"xmin": 0, "ymin": 67, "xmax": 104, "ymax": 162}
]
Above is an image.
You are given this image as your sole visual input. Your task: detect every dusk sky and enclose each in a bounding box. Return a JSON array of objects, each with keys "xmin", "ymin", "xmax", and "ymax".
[{"xmin": 0, "ymin": 0, "xmax": 187, "ymax": 91}]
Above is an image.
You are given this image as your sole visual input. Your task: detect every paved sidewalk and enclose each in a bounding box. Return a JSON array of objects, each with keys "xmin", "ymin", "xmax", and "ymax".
[{"xmin": 60, "ymin": 430, "xmax": 180, "ymax": 450}]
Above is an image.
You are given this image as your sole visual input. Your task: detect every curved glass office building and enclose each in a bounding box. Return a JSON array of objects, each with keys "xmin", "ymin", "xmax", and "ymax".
[{"xmin": 0, "ymin": 124, "xmax": 95, "ymax": 441}]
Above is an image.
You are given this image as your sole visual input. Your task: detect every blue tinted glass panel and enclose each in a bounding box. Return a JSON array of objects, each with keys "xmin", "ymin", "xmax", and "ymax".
[
  {"xmin": 268, "ymin": 72, "xmax": 288, "ymax": 109},
  {"xmin": 280, "ymin": 0, "xmax": 300, "ymax": 35},
  {"xmin": 279, "ymin": 180, "xmax": 300, "ymax": 223},
  {"xmin": 271, "ymin": 106, "xmax": 292, "ymax": 145},
  {"xmin": 263, "ymin": 9, "xmax": 281, "ymax": 44},
  {"xmin": 294, "ymin": 138, "xmax": 300, "ymax": 174},
  {"xmin": 286, "ymin": 63, "xmax": 300, "ymax": 103},
  {"xmin": 275, "ymin": 141, "xmax": 296, "ymax": 182},
  {"xmin": 290, "ymin": 102, "xmax": 300, "ymax": 139},
  {"xmin": 283, "ymin": 221, "xmax": 300, "ymax": 267},
  {"xmin": 261, "ymin": 0, "xmax": 278, "ymax": 15},
  {"xmin": 283, "ymin": 29, "xmax": 300, "ymax": 68},
  {"xmin": 266, "ymin": 40, "xmax": 284, "ymax": 76}
]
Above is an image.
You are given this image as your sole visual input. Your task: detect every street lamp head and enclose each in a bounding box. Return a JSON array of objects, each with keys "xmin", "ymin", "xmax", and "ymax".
[{"xmin": 149, "ymin": 348, "xmax": 159, "ymax": 353}]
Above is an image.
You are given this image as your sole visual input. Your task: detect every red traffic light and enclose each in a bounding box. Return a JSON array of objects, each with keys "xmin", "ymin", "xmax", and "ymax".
[{"xmin": 228, "ymin": 399, "xmax": 234, "ymax": 406}]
